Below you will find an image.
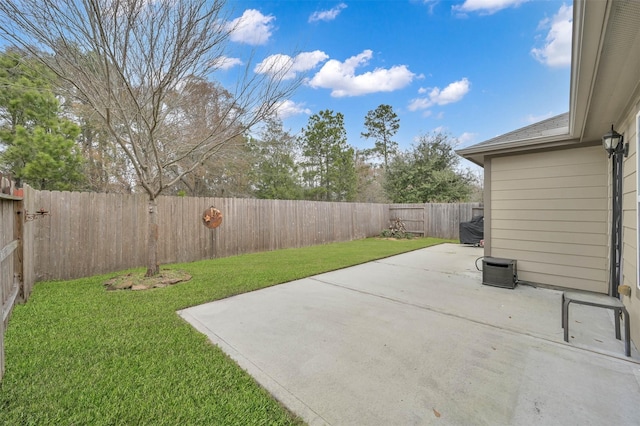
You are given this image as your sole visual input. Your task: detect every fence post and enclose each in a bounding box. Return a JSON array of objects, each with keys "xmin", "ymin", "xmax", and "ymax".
[
  {"xmin": 0, "ymin": 286, "xmax": 3, "ymax": 381},
  {"xmin": 0, "ymin": 256, "xmax": 3, "ymax": 381},
  {"xmin": 423, "ymin": 204, "xmax": 428, "ymax": 236},
  {"xmin": 14, "ymin": 199, "xmax": 24, "ymax": 301}
]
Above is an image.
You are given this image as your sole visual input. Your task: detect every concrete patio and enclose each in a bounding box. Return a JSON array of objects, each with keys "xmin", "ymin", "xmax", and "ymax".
[{"xmin": 179, "ymin": 243, "xmax": 640, "ymax": 425}]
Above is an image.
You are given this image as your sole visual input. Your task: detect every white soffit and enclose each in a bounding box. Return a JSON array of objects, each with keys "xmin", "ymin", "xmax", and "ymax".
[{"xmin": 582, "ymin": 0, "xmax": 640, "ymax": 141}]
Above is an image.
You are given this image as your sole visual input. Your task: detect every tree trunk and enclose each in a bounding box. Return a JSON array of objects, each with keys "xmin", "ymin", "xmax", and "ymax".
[{"xmin": 145, "ymin": 199, "xmax": 160, "ymax": 277}]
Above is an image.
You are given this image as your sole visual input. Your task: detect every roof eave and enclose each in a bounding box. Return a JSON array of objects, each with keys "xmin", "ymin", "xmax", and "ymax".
[
  {"xmin": 456, "ymin": 132, "xmax": 579, "ymax": 167},
  {"xmin": 568, "ymin": 0, "xmax": 609, "ymax": 141}
]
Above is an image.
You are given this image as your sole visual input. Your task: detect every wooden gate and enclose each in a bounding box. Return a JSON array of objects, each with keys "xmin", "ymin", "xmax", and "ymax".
[
  {"xmin": 388, "ymin": 203, "xmax": 483, "ymax": 239},
  {"xmin": 388, "ymin": 204, "xmax": 426, "ymax": 235},
  {"xmin": 0, "ymin": 176, "xmax": 25, "ymax": 381}
]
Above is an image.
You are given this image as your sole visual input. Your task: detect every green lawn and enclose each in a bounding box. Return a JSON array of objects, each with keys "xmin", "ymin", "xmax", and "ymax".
[{"xmin": 0, "ymin": 237, "xmax": 449, "ymax": 425}]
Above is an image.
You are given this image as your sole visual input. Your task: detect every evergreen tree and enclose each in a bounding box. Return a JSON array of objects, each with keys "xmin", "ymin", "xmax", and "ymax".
[
  {"xmin": 361, "ymin": 104, "xmax": 399, "ymax": 169},
  {"xmin": 0, "ymin": 49, "xmax": 84, "ymax": 190},
  {"xmin": 384, "ymin": 132, "xmax": 474, "ymax": 203},
  {"xmin": 248, "ymin": 117, "xmax": 302, "ymax": 200},
  {"xmin": 299, "ymin": 110, "xmax": 356, "ymax": 201}
]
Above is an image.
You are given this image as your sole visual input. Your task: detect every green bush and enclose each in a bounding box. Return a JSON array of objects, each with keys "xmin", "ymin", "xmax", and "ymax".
[{"xmin": 380, "ymin": 217, "xmax": 413, "ymax": 239}]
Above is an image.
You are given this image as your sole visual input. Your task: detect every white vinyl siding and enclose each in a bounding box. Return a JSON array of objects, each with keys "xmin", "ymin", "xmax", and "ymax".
[{"xmin": 490, "ymin": 146, "xmax": 608, "ymax": 292}]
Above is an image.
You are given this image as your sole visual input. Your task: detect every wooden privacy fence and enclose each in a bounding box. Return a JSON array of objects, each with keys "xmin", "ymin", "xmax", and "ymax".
[
  {"xmin": 30, "ymin": 192, "xmax": 482, "ymax": 281},
  {"xmin": 1, "ymin": 188, "xmax": 481, "ymax": 380},
  {"xmin": 0, "ymin": 179, "xmax": 35, "ymax": 381},
  {"xmin": 389, "ymin": 203, "xmax": 483, "ymax": 239},
  {"xmin": 31, "ymin": 192, "xmax": 390, "ymax": 281}
]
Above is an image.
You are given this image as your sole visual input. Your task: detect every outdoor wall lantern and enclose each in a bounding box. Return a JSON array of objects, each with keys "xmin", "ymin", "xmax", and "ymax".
[{"xmin": 602, "ymin": 125, "xmax": 628, "ymax": 158}]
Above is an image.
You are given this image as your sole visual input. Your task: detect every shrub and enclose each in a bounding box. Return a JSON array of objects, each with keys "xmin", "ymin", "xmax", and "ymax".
[{"xmin": 380, "ymin": 217, "xmax": 413, "ymax": 239}]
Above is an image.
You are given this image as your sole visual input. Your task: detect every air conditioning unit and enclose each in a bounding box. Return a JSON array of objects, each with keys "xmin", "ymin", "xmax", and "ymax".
[{"xmin": 482, "ymin": 257, "xmax": 517, "ymax": 289}]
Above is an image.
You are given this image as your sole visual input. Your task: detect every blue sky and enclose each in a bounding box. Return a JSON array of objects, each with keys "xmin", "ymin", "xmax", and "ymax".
[
  {"xmin": 217, "ymin": 0, "xmax": 573, "ymax": 168},
  {"xmin": 0, "ymin": 0, "xmax": 571, "ymax": 171}
]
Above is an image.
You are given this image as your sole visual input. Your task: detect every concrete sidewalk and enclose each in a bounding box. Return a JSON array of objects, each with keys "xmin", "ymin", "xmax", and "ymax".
[{"xmin": 178, "ymin": 244, "xmax": 640, "ymax": 425}]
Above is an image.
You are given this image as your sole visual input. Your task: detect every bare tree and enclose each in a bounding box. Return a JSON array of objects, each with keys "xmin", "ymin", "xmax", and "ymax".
[
  {"xmin": 72, "ymin": 99, "xmax": 136, "ymax": 193},
  {"xmin": 164, "ymin": 77, "xmax": 254, "ymax": 197},
  {"xmin": 0, "ymin": 0, "xmax": 298, "ymax": 275}
]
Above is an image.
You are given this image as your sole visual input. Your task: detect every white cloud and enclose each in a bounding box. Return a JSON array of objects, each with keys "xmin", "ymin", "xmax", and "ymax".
[
  {"xmin": 211, "ymin": 56, "xmax": 243, "ymax": 70},
  {"xmin": 458, "ymin": 132, "xmax": 477, "ymax": 146},
  {"xmin": 255, "ymin": 50, "xmax": 329, "ymax": 80},
  {"xmin": 409, "ymin": 98, "xmax": 431, "ymax": 111},
  {"xmin": 273, "ymin": 100, "xmax": 311, "ymax": 119},
  {"xmin": 453, "ymin": 0, "xmax": 528, "ymax": 15},
  {"xmin": 308, "ymin": 50, "xmax": 415, "ymax": 97},
  {"xmin": 421, "ymin": 0, "xmax": 439, "ymax": 14},
  {"xmin": 430, "ymin": 78, "xmax": 471, "ymax": 105},
  {"xmin": 408, "ymin": 78, "xmax": 471, "ymax": 111},
  {"xmin": 227, "ymin": 9, "xmax": 275, "ymax": 46},
  {"xmin": 531, "ymin": 4, "xmax": 572, "ymax": 68},
  {"xmin": 294, "ymin": 51, "xmax": 330, "ymax": 72},
  {"xmin": 309, "ymin": 3, "xmax": 347, "ymax": 22}
]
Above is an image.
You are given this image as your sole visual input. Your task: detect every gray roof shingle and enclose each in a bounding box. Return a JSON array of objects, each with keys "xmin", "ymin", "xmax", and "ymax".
[{"xmin": 463, "ymin": 112, "xmax": 569, "ymax": 151}]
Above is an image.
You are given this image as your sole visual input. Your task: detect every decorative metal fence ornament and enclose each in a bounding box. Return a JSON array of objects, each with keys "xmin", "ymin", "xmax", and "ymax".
[
  {"xmin": 202, "ymin": 206, "xmax": 222, "ymax": 229},
  {"xmin": 24, "ymin": 208, "xmax": 50, "ymax": 222}
]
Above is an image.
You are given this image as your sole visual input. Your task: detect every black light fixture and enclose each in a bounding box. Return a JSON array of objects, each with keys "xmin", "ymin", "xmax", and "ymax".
[
  {"xmin": 602, "ymin": 125, "xmax": 628, "ymax": 158},
  {"xmin": 604, "ymin": 124, "xmax": 627, "ymax": 298}
]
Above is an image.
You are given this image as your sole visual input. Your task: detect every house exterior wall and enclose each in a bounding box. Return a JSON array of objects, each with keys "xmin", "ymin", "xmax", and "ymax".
[
  {"xmin": 489, "ymin": 146, "xmax": 608, "ymax": 292},
  {"xmin": 621, "ymin": 101, "xmax": 640, "ymax": 346},
  {"xmin": 483, "ymin": 159, "xmax": 492, "ymax": 254}
]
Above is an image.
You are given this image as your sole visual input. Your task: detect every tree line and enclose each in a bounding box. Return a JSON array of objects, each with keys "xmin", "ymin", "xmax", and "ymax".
[
  {"xmin": 0, "ymin": 0, "xmax": 477, "ymax": 276},
  {"xmin": 0, "ymin": 48, "xmax": 479, "ymax": 205}
]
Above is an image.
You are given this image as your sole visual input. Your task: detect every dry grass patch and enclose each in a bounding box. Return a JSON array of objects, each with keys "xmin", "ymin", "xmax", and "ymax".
[{"xmin": 103, "ymin": 269, "xmax": 191, "ymax": 291}]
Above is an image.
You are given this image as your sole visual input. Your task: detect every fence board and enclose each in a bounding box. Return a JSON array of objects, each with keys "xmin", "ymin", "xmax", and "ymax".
[
  {"xmin": 96, "ymin": 192, "xmax": 108, "ymax": 277},
  {"xmin": 120, "ymin": 194, "xmax": 132, "ymax": 269},
  {"xmin": 0, "ymin": 199, "xmax": 6, "ymax": 380},
  {"xmin": 0, "ymin": 240, "xmax": 18, "ymax": 263},
  {"xmin": 0, "ymin": 292, "xmax": 3, "ymax": 379},
  {"xmin": 1, "ymin": 200, "xmax": 12, "ymax": 314},
  {"xmin": 52, "ymin": 191, "xmax": 64, "ymax": 278}
]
